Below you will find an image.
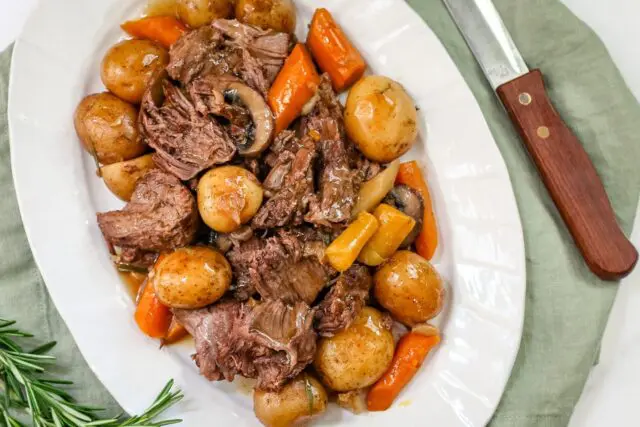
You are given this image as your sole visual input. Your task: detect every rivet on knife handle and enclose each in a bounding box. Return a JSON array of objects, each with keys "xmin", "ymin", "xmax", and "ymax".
[{"xmin": 497, "ymin": 69, "xmax": 638, "ymax": 280}]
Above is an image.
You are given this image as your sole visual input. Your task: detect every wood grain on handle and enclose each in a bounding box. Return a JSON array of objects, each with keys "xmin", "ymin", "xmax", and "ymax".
[{"xmin": 496, "ymin": 69, "xmax": 638, "ymax": 280}]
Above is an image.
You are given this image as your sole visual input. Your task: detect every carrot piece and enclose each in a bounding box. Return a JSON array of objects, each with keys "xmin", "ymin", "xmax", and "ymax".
[
  {"xmin": 306, "ymin": 8, "xmax": 366, "ymax": 92},
  {"xmin": 121, "ymin": 16, "xmax": 187, "ymax": 49},
  {"xmin": 395, "ymin": 161, "xmax": 438, "ymax": 260},
  {"xmin": 162, "ymin": 318, "xmax": 189, "ymax": 345},
  {"xmin": 134, "ymin": 281, "xmax": 172, "ymax": 339},
  {"xmin": 268, "ymin": 43, "xmax": 321, "ymax": 134},
  {"xmin": 367, "ymin": 332, "xmax": 441, "ymax": 411}
]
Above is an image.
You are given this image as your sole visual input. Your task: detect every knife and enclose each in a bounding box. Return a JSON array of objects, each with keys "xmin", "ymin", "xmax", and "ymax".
[{"xmin": 443, "ymin": 0, "xmax": 638, "ymax": 280}]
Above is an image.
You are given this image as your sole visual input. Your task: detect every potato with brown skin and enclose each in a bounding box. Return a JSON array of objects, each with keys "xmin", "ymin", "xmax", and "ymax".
[
  {"xmin": 101, "ymin": 154, "xmax": 155, "ymax": 201},
  {"xmin": 254, "ymin": 374, "xmax": 327, "ymax": 427},
  {"xmin": 101, "ymin": 39, "xmax": 169, "ymax": 104},
  {"xmin": 374, "ymin": 251, "xmax": 444, "ymax": 326},
  {"xmin": 150, "ymin": 246, "xmax": 232, "ymax": 309},
  {"xmin": 345, "ymin": 76, "xmax": 418, "ymax": 163},
  {"xmin": 197, "ymin": 166, "xmax": 264, "ymax": 233},
  {"xmin": 74, "ymin": 92, "xmax": 146, "ymax": 165},
  {"xmin": 236, "ymin": 0, "xmax": 296, "ymax": 33},
  {"xmin": 177, "ymin": 0, "xmax": 234, "ymax": 28},
  {"xmin": 314, "ymin": 307, "xmax": 395, "ymax": 392}
]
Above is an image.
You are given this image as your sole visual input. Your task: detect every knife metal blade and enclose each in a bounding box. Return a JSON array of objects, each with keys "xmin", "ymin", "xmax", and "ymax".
[{"xmin": 443, "ymin": 0, "xmax": 528, "ymax": 89}]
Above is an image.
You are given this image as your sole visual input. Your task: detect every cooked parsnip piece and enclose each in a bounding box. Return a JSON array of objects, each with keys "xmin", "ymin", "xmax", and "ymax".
[
  {"xmin": 197, "ymin": 166, "xmax": 264, "ymax": 233},
  {"xmin": 351, "ymin": 159, "xmax": 400, "ymax": 216},
  {"xmin": 345, "ymin": 76, "xmax": 418, "ymax": 162},
  {"xmin": 254, "ymin": 374, "xmax": 327, "ymax": 427},
  {"xmin": 374, "ymin": 251, "xmax": 444, "ymax": 326},
  {"xmin": 358, "ymin": 204, "xmax": 416, "ymax": 266},
  {"xmin": 314, "ymin": 307, "xmax": 395, "ymax": 392},
  {"xmin": 325, "ymin": 212, "xmax": 379, "ymax": 272},
  {"xmin": 151, "ymin": 246, "xmax": 231, "ymax": 309},
  {"xmin": 101, "ymin": 154, "xmax": 155, "ymax": 201}
]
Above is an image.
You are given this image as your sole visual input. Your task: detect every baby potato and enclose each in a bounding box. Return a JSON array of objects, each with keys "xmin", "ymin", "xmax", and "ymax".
[
  {"xmin": 74, "ymin": 92, "xmax": 146, "ymax": 164},
  {"xmin": 177, "ymin": 0, "xmax": 234, "ymax": 28},
  {"xmin": 236, "ymin": 0, "xmax": 296, "ymax": 33},
  {"xmin": 101, "ymin": 39, "xmax": 169, "ymax": 104},
  {"xmin": 345, "ymin": 76, "xmax": 418, "ymax": 163},
  {"xmin": 314, "ymin": 307, "xmax": 394, "ymax": 392},
  {"xmin": 254, "ymin": 374, "xmax": 327, "ymax": 427},
  {"xmin": 197, "ymin": 166, "xmax": 264, "ymax": 233},
  {"xmin": 151, "ymin": 246, "xmax": 231, "ymax": 309},
  {"xmin": 374, "ymin": 251, "xmax": 444, "ymax": 326},
  {"xmin": 101, "ymin": 154, "xmax": 155, "ymax": 201}
]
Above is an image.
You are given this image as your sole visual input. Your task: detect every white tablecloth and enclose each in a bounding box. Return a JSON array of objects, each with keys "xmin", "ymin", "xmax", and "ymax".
[{"xmin": 1, "ymin": 0, "xmax": 638, "ymax": 425}]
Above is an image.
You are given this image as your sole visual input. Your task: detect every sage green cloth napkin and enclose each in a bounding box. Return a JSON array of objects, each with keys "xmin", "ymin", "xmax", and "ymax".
[{"xmin": 1, "ymin": 0, "xmax": 639, "ymax": 425}]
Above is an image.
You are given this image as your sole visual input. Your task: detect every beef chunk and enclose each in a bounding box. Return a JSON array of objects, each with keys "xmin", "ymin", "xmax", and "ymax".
[
  {"xmin": 252, "ymin": 137, "xmax": 317, "ymax": 229},
  {"xmin": 174, "ymin": 299, "xmax": 316, "ymax": 391},
  {"xmin": 167, "ymin": 26, "xmax": 227, "ymax": 83},
  {"xmin": 302, "ymin": 75, "xmax": 362, "ymax": 226},
  {"xmin": 169, "ymin": 20, "xmax": 289, "ymax": 95},
  {"xmin": 315, "ymin": 264, "xmax": 372, "ymax": 337},
  {"xmin": 97, "ymin": 170, "xmax": 198, "ymax": 252},
  {"xmin": 140, "ymin": 78, "xmax": 237, "ymax": 180},
  {"xmin": 227, "ymin": 229, "xmax": 331, "ymax": 303},
  {"xmin": 212, "ymin": 19, "xmax": 290, "ymax": 94}
]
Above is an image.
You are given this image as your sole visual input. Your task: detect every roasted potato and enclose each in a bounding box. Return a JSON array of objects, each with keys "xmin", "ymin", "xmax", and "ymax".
[
  {"xmin": 236, "ymin": 0, "xmax": 296, "ymax": 33},
  {"xmin": 351, "ymin": 159, "xmax": 400, "ymax": 216},
  {"xmin": 374, "ymin": 251, "xmax": 444, "ymax": 326},
  {"xmin": 197, "ymin": 166, "xmax": 264, "ymax": 233},
  {"xmin": 101, "ymin": 154, "xmax": 155, "ymax": 201},
  {"xmin": 345, "ymin": 76, "xmax": 418, "ymax": 163},
  {"xmin": 151, "ymin": 246, "xmax": 231, "ymax": 309},
  {"xmin": 101, "ymin": 39, "xmax": 169, "ymax": 104},
  {"xmin": 314, "ymin": 307, "xmax": 395, "ymax": 392},
  {"xmin": 358, "ymin": 204, "xmax": 416, "ymax": 266},
  {"xmin": 254, "ymin": 374, "xmax": 327, "ymax": 427},
  {"xmin": 177, "ymin": 0, "xmax": 234, "ymax": 28},
  {"xmin": 74, "ymin": 92, "xmax": 146, "ymax": 165}
]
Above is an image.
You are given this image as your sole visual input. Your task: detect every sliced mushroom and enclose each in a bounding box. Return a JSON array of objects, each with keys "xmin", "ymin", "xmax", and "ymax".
[
  {"xmin": 209, "ymin": 225, "xmax": 255, "ymax": 253},
  {"xmin": 189, "ymin": 75, "xmax": 275, "ymax": 157},
  {"xmin": 383, "ymin": 185, "xmax": 424, "ymax": 247}
]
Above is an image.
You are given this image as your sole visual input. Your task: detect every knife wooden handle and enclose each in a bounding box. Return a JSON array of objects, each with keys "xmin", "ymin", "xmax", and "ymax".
[{"xmin": 497, "ymin": 69, "xmax": 637, "ymax": 280}]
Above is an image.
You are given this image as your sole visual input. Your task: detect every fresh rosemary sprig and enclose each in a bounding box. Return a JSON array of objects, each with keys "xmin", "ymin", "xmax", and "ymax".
[{"xmin": 0, "ymin": 319, "xmax": 183, "ymax": 426}]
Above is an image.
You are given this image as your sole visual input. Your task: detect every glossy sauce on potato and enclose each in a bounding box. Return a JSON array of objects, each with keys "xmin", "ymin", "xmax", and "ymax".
[
  {"xmin": 177, "ymin": 0, "xmax": 234, "ymax": 28},
  {"xmin": 197, "ymin": 166, "xmax": 264, "ymax": 233},
  {"xmin": 150, "ymin": 246, "xmax": 231, "ymax": 309},
  {"xmin": 374, "ymin": 250, "xmax": 444, "ymax": 326},
  {"xmin": 314, "ymin": 307, "xmax": 395, "ymax": 392},
  {"xmin": 236, "ymin": 0, "xmax": 297, "ymax": 33},
  {"xmin": 101, "ymin": 39, "xmax": 169, "ymax": 104},
  {"xmin": 345, "ymin": 76, "xmax": 418, "ymax": 163},
  {"xmin": 74, "ymin": 92, "xmax": 145, "ymax": 164}
]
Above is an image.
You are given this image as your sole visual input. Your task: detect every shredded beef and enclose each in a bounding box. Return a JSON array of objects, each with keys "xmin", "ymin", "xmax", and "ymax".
[
  {"xmin": 227, "ymin": 229, "xmax": 331, "ymax": 303},
  {"xmin": 174, "ymin": 299, "xmax": 316, "ymax": 391},
  {"xmin": 140, "ymin": 77, "xmax": 237, "ymax": 180},
  {"xmin": 315, "ymin": 264, "xmax": 372, "ymax": 337},
  {"xmin": 252, "ymin": 137, "xmax": 317, "ymax": 229},
  {"xmin": 97, "ymin": 170, "xmax": 198, "ymax": 252},
  {"xmin": 168, "ymin": 20, "xmax": 289, "ymax": 95}
]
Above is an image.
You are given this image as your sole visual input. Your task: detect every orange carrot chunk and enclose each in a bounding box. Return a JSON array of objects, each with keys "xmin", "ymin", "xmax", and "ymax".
[
  {"xmin": 134, "ymin": 281, "xmax": 172, "ymax": 339},
  {"xmin": 367, "ymin": 332, "xmax": 441, "ymax": 411},
  {"xmin": 395, "ymin": 161, "xmax": 438, "ymax": 260},
  {"xmin": 306, "ymin": 8, "xmax": 366, "ymax": 92},
  {"xmin": 268, "ymin": 43, "xmax": 321, "ymax": 134},
  {"xmin": 121, "ymin": 16, "xmax": 187, "ymax": 49},
  {"xmin": 163, "ymin": 318, "xmax": 189, "ymax": 345}
]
